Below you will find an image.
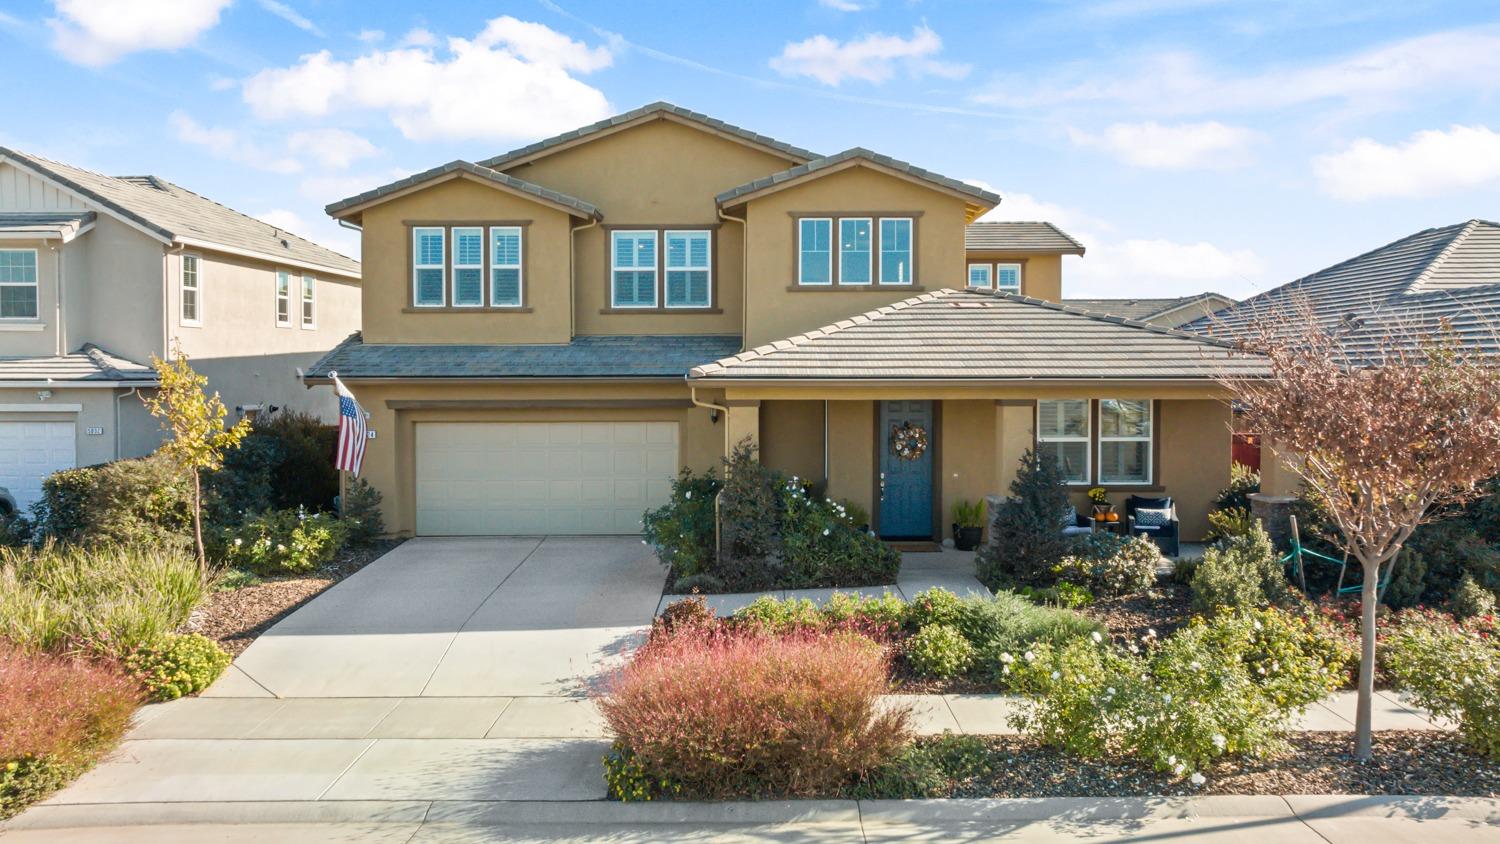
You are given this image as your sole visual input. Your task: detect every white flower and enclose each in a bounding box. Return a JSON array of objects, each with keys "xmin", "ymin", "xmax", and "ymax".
[
  {"xmin": 1168, "ymin": 755, "xmax": 1177, "ymax": 765},
  {"xmin": 999, "ymin": 652, "xmax": 1015, "ymax": 664},
  {"xmin": 1091, "ymin": 631, "xmax": 1103, "ymax": 643},
  {"xmin": 1024, "ymin": 650, "xmax": 1036, "ymax": 662},
  {"xmin": 1190, "ymin": 772, "xmax": 1206, "ymax": 786},
  {"xmin": 685, "ymin": 490, "xmax": 692, "ymax": 499},
  {"xmin": 233, "ymin": 538, "xmax": 243, "ymax": 547},
  {"xmin": 1050, "ymin": 671, "xmax": 1061, "ymax": 680},
  {"xmin": 1190, "ymin": 661, "xmax": 1202, "ymax": 672},
  {"xmin": 276, "ymin": 543, "xmax": 287, "ymax": 551},
  {"xmin": 1212, "ymin": 734, "xmax": 1227, "ymax": 750},
  {"xmin": 1252, "ymin": 619, "xmax": 1262, "ymax": 630},
  {"xmin": 1163, "ymin": 693, "xmax": 1172, "ymax": 703},
  {"xmin": 822, "ymin": 528, "xmax": 830, "ymax": 536},
  {"xmin": 1174, "ymin": 763, "xmax": 1186, "ymax": 776},
  {"xmin": 1147, "ymin": 628, "xmax": 1158, "ymax": 639},
  {"xmin": 1106, "ymin": 687, "xmax": 1116, "ymax": 696}
]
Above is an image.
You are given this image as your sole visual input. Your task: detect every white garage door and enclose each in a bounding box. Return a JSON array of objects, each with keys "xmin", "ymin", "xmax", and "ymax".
[
  {"xmin": 0, "ymin": 421, "xmax": 76, "ymax": 512},
  {"xmin": 415, "ymin": 421, "xmax": 679, "ymax": 536}
]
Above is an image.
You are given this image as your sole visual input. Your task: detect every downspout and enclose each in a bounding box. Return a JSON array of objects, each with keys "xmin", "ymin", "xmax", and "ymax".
[
  {"xmin": 716, "ymin": 206, "xmax": 748, "ymax": 343},
  {"xmin": 47, "ymin": 242, "xmax": 63, "ymax": 355},
  {"xmin": 115, "ymin": 386, "xmax": 140, "ymax": 459},
  {"xmin": 690, "ymin": 383, "xmax": 731, "ymax": 559},
  {"xmin": 569, "ymin": 217, "xmax": 600, "ymax": 339}
]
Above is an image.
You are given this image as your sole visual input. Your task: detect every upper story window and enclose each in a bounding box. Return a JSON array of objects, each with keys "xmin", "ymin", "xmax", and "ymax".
[
  {"xmin": 967, "ymin": 263, "xmax": 993, "ymax": 289},
  {"xmin": 1099, "ymin": 399, "xmax": 1152, "ymax": 484},
  {"xmin": 798, "ymin": 218, "xmax": 832, "ymax": 286},
  {"xmin": 879, "ymin": 218, "xmax": 912, "ymax": 285},
  {"xmin": 0, "ymin": 249, "xmax": 38, "ymax": 320},
  {"xmin": 275, "ymin": 270, "xmax": 292, "ymax": 326},
  {"xmin": 408, "ymin": 224, "xmax": 528, "ymax": 310},
  {"xmin": 611, "ymin": 230, "xmax": 658, "ymax": 308},
  {"xmin": 413, "ymin": 227, "xmax": 446, "ymax": 307},
  {"xmin": 996, "ymin": 262, "xmax": 1022, "ymax": 294},
  {"xmin": 451, "ymin": 227, "xmax": 485, "ymax": 307},
  {"xmin": 490, "ymin": 227, "xmax": 523, "ymax": 307},
  {"xmin": 796, "ymin": 216, "xmax": 916, "ymax": 288},
  {"xmin": 180, "ymin": 254, "xmax": 201, "ymax": 327},
  {"xmin": 665, "ymin": 231, "xmax": 711, "ymax": 308},
  {"xmin": 839, "ymin": 218, "xmax": 872, "ymax": 285},
  {"xmin": 1037, "ymin": 399, "xmax": 1090, "ymax": 485},
  {"xmin": 301, "ymin": 274, "xmax": 316, "ymax": 329}
]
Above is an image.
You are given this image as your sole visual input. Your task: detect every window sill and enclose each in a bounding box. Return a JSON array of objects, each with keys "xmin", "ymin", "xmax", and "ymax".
[
  {"xmin": 785, "ymin": 285, "xmax": 926, "ymax": 293},
  {"xmin": 402, "ymin": 307, "xmax": 534, "ymax": 314},
  {"xmin": 0, "ymin": 321, "xmax": 46, "ymax": 332},
  {"xmin": 598, "ymin": 307, "xmax": 723, "ymax": 315}
]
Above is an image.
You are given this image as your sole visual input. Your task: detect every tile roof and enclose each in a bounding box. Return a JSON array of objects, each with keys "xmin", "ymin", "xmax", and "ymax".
[
  {"xmin": 0, "ymin": 211, "xmax": 96, "ymax": 240},
  {"xmin": 325, "ymin": 160, "xmax": 602, "ymax": 220},
  {"xmin": 689, "ymin": 289, "xmax": 1267, "ymax": 381},
  {"xmin": 1066, "ymin": 293, "xmax": 1233, "ymax": 322},
  {"xmin": 966, "ymin": 221, "xmax": 1086, "ymax": 254},
  {"xmin": 306, "ymin": 333, "xmax": 744, "ymax": 380},
  {"xmin": 0, "ymin": 148, "xmax": 359, "ymax": 277},
  {"xmin": 1186, "ymin": 220, "xmax": 1500, "ymax": 358},
  {"xmin": 477, "ymin": 102, "xmax": 821, "ymax": 170},
  {"xmin": 715, "ymin": 148, "xmax": 1001, "ymax": 208},
  {"xmin": 0, "ymin": 344, "xmax": 157, "ymax": 384}
]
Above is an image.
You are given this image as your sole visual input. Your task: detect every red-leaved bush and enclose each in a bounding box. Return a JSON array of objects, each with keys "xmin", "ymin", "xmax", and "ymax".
[{"xmin": 1, "ymin": 644, "xmax": 138, "ymax": 765}]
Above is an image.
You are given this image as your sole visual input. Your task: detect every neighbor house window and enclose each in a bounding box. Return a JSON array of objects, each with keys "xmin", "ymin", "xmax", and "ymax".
[
  {"xmin": 839, "ymin": 218, "xmax": 872, "ymax": 285},
  {"xmin": 1099, "ymin": 399, "xmax": 1153, "ymax": 484},
  {"xmin": 275, "ymin": 270, "xmax": 291, "ymax": 326},
  {"xmin": 451, "ymin": 227, "xmax": 484, "ymax": 307},
  {"xmin": 300, "ymin": 274, "xmax": 316, "ymax": 328},
  {"xmin": 798, "ymin": 218, "xmax": 832, "ymax": 285},
  {"xmin": 996, "ymin": 262, "xmax": 1022, "ymax": 294},
  {"xmin": 1037, "ymin": 400, "xmax": 1090, "ymax": 484},
  {"xmin": 413, "ymin": 227, "xmax": 446, "ymax": 307},
  {"xmin": 611, "ymin": 230, "xmax": 658, "ymax": 308},
  {"xmin": 490, "ymin": 226, "xmax": 523, "ymax": 307},
  {"xmin": 180, "ymin": 254, "xmax": 201, "ymax": 326},
  {"xmin": 967, "ymin": 263, "xmax": 993, "ymax": 289},
  {"xmin": 665, "ymin": 230, "xmax": 711, "ymax": 308},
  {"xmin": 0, "ymin": 249, "xmax": 38, "ymax": 320},
  {"xmin": 879, "ymin": 218, "xmax": 912, "ymax": 284}
]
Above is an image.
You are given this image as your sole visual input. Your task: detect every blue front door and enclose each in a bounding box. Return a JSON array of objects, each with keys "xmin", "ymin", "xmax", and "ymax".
[{"xmin": 879, "ymin": 400, "xmax": 934, "ymax": 539}]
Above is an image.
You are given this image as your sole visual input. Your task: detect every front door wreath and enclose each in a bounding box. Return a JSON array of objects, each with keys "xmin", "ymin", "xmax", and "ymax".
[{"xmin": 889, "ymin": 421, "xmax": 929, "ymax": 461}]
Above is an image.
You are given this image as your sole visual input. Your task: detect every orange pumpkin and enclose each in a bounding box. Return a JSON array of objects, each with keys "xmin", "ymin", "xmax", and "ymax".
[{"xmin": 1105, "ymin": 512, "xmax": 1120, "ymax": 523}]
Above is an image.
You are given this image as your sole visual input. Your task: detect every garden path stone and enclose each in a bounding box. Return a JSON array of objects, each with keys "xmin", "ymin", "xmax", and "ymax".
[
  {"xmin": 1320, "ymin": 690, "xmax": 1444, "ymax": 731},
  {"xmin": 944, "ymin": 694, "xmax": 1022, "ymax": 734},
  {"xmin": 244, "ymin": 697, "xmax": 402, "ymax": 739},
  {"xmin": 318, "ymin": 738, "xmax": 609, "ymax": 801},
  {"xmin": 881, "ymin": 694, "xmax": 962, "ymax": 734},
  {"xmin": 127, "ymin": 698, "xmax": 286, "ymax": 740},
  {"xmin": 367, "ymin": 697, "xmax": 514, "ymax": 739},
  {"xmin": 485, "ymin": 696, "xmax": 607, "ymax": 738},
  {"xmin": 198, "ymin": 664, "xmax": 275, "ymax": 697}
]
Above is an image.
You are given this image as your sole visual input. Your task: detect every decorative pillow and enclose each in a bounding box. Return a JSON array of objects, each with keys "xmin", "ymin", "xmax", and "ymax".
[
  {"xmin": 1134, "ymin": 508, "xmax": 1173, "ymax": 529},
  {"xmin": 1061, "ymin": 505, "xmax": 1079, "ymax": 528}
]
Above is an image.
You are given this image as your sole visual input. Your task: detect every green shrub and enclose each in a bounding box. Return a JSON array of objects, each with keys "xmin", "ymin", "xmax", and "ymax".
[
  {"xmin": 0, "ymin": 512, "xmax": 32, "ymax": 548},
  {"xmin": 977, "ymin": 449, "xmax": 1074, "ymax": 590},
  {"xmin": 952, "ymin": 499, "xmax": 986, "ymax": 529},
  {"xmin": 122, "ymin": 633, "xmax": 231, "ymax": 701},
  {"xmin": 670, "ymin": 573, "xmax": 726, "ymax": 594},
  {"xmin": 1385, "ymin": 618, "xmax": 1500, "ymax": 760},
  {"xmin": 31, "ymin": 454, "xmax": 192, "ymax": 547},
  {"xmin": 1383, "ymin": 547, "xmax": 1427, "ymax": 609},
  {"xmin": 820, "ymin": 591, "xmax": 907, "ymax": 634},
  {"xmin": 340, "ymin": 478, "xmax": 385, "ymax": 544},
  {"xmin": 1171, "ymin": 556, "xmax": 1201, "ymax": 585},
  {"xmin": 1213, "ymin": 462, "xmax": 1260, "ymax": 511},
  {"xmin": 1190, "ymin": 522, "xmax": 1289, "ymax": 613},
  {"xmin": 852, "ymin": 733, "xmax": 996, "ymax": 799},
  {"xmin": 603, "ymin": 743, "xmax": 682, "ymax": 801},
  {"xmin": 1186, "ymin": 607, "xmax": 1352, "ymax": 710},
  {"xmin": 1448, "ymin": 575, "xmax": 1497, "ymax": 619},
  {"xmin": 642, "ymin": 468, "xmax": 721, "ymax": 582},
  {"xmin": 904, "ymin": 588, "xmax": 965, "ymax": 630},
  {"xmin": 779, "ymin": 481, "xmax": 901, "ymax": 589},
  {"xmin": 214, "ymin": 568, "xmax": 261, "ymax": 591},
  {"xmin": 1205, "ymin": 507, "xmax": 1256, "ymax": 543},
  {"xmin": 212, "ymin": 508, "xmax": 348, "ymax": 575},
  {"xmin": 734, "ymin": 595, "xmax": 822, "ymax": 633},
  {"xmin": 1411, "ymin": 519, "xmax": 1500, "ymax": 602},
  {"xmin": 957, "ymin": 590, "xmax": 1101, "ymax": 659},
  {"xmin": 905, "ymin": 624, "xmax": 975, "ymax": 678},
  {"xmin": 1019, "ymin": 583, "xmax": 1094, "ymax": 608},
  {"xmin": 1054, "ymin": 533, "xmax": 1159, "ymax": 597},
  {"xmin": 207, "ymin": 411, "xmax": 339, "ymax": 521},
  {"xmin": 716, "ymin": 442, "xmax": 781, "ymax": 579}
]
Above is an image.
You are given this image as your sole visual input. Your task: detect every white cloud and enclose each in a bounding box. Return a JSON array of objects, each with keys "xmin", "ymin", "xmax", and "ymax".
[
  {"xmin": 770, "ymin": 25, "xmax": 969, "ymax": 86},
  {"xmin": 355, "ymin": 29, "xmax": 384, "ymax": 44},
  {"xmin": 48, "ymin": 0, "xmax": 232, "ymax": 66},
  {"xmin": 1313, "ymin": 124, "xmax": 1500, "ymax": 201},
  {"xmin": 258, "ymin": 207, "xmax": 358, "ymax": 258},
  {"xmin": 1068, "ymin": 121, "xmax": 1258, "ymax": 169},
  {"xmin": 169, "ymin": 111, "xmax": 302, "ymax": 175},
  {"xmin": 242, "ymin": 16, "xmax": 613, "ymax": 141},
  {"xmin": 287, "ymin": 128, "xmax": 379, "ymax": 170},
  {"xmin": 818, "ymin": 0, "xmax": 875, "ymax": 10},
  {"xmin": 258, "ymin": 0, "xmax": 321, "ymax": 37},
  {"xmin": 207, "ymin": 74, "xmax": 236, "ymax": 91},
  {"xmin": 255, "ymin": 208, "xmax": 307, "ymax": 233},
  {"xmin": 398, "ymin": 27, "xmax": 436, "ymax": 48}
]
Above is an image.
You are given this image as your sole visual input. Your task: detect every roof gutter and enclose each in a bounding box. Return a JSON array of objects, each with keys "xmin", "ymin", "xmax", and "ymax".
[{"xmin": 175, "ymin": 237, "xmax": 361, "ymax": 281}]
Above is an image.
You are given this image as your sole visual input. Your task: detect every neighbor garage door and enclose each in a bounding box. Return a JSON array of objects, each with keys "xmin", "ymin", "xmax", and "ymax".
[
  {"xmin": 414, "ymin": 421, "xmax": 679, "ymax": 535},
  {"xmin": 0, "ymin": 421, "xmax": 76, "ymax": 512}
]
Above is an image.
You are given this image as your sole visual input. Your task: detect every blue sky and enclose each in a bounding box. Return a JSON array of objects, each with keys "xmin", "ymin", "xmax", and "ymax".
[{"xmin": 2, "ymin": 0, "xmax": 1497, "ymax": 298}]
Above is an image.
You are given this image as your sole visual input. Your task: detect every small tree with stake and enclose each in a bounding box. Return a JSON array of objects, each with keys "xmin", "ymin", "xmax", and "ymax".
[
  {"xmin": 1220, "ymin": 302, "xmax": 1500, "ymax": 761},
  {"xmin": 143, "ymin": 341, "xmax": 253, "ymax": 576}
]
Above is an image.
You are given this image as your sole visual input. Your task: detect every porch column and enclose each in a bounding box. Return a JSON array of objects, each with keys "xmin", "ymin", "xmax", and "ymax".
[{"xmin": 724, "ymin": 399, "xmax": 761, "ymax": 454}]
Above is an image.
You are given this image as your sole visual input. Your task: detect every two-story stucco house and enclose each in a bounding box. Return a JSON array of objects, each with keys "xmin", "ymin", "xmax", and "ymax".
[
  {"xmin": 309, "ymin": 103, "xmax": 1263, "ymax": 543},
  {"xmin": 0, "ymin": 148, "xmax": 361, "ymax": 511}
]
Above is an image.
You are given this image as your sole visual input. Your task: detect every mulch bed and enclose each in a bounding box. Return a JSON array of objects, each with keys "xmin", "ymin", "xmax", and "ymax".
[
  {"xmin": 925, "ymin": 732, "xmax": 1500, "ymax": 798},
  {"xmin": 184, "ymin": 539, "xmax": 404, "ymax": 656},
  {"xmin": 1082, "ymin": 579, "xmax": 1196, "ymax": 643}
]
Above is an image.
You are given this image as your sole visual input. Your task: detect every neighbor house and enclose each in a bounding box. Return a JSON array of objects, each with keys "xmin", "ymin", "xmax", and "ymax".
[
  {"xmin": 0, "ymin": 148, "xmax": 361, "ymax": 511},
  {"xmin": 310, "ymin": 102, "xmax": 1263, "ymax": 543},
  {"xmin": 1064, "ymin": 292, "xmax": 1237, "ymax": 329}
]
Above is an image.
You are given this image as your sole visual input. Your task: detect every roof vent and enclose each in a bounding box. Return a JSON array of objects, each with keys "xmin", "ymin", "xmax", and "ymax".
[{"xmin": 117, "ymin": 175, "xmax": 168, "ymax": 191}]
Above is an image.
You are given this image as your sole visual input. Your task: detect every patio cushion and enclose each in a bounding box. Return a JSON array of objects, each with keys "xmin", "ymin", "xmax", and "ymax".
[{"xmin": 1134, "ymin": 507, "xmax": 1173, "ymax": 528}]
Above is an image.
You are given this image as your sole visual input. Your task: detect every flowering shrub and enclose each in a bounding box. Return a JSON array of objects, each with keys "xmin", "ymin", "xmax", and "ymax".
[
  {"xmin": 1054, "ymin": 533, "xmax": 1159, "ymax": 597},
  {"xmin": 905, "ymin": 624, "xmax": 974, "ymax": 678},
  {"xmin": 121, "ymin": 633, "xmax": 231, "ymax": 702},
  {"xmin": 1191, "ymin": 522, "xmax": 1290, "ymax": 613},
  {"xmin": 1449, "ymin": 575, "xmax": 1497, "ymax": 619},
  {"xmin": 734, "ymin": 595, "xmax": 824, "ymax": 633},
  {"xmin": 1384, "ymin": 615, "xmax": 1500, "ymax": 760},
  {"xmin": 213, "ymin": 507, "xmax": 349, "ymax": 575},
  {"xmin": 641, "ymin": 468, "xmax": 721, "ymax": 583},
  {"xmin": 905, "ymin": 588, "xmax": 966, "ymax": 630},
  {"xmin": 1188, "ymin": 607, "xmax": 1353, "ymax": 709},
  {"xmin": 596, "ymin": 628, "xmax": 909, "ymax": 800}
]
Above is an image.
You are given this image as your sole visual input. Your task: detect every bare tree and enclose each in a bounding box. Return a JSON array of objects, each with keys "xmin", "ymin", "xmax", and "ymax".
[{"xmin": 1219, "ymin": 300, "xmax": 1500, "ymax": 761}]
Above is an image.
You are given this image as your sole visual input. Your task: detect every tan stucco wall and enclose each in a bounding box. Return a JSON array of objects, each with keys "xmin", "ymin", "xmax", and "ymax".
[
  {"xmin": 759, "ymin": 399, "xmax": 825, "ymax": 483},
  {"xmin": 74, "ymin": 214, "xmax": 166, "ymax": 365},
  {"xmin": 0, "ymin": 239, "xmax": 60, "ymax": 357},
  {"xmin": 740, "ymin": 166, "xmax": 972, "ymax": 346},
  {"xmin": 964, "ymin": 253, "xmax": 1063, "ymax": 303},
  {"xmin": 939, "ymin": 400, "xmax": 998, "ymax": 538}
]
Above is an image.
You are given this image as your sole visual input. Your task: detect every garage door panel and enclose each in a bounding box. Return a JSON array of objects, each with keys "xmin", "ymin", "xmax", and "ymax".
[
  {"xmin": 0, "ymin": 421, "xmax": 76, "ymax": 512},
  {"xmin": 416, "ymin": 421, "xmax": 678, "ymax": 536}
]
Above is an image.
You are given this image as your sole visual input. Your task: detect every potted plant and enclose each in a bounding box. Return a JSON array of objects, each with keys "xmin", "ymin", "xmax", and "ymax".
[
  {"xmin": 951, "ymin": 499, "xmax": 986, "ymax": 551},
  {"xmin": 1087, "ymin": 487, "xmax": 1114, "ymax": 520}
]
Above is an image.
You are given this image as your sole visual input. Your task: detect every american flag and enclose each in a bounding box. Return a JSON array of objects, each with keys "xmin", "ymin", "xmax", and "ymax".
[{"xmin": 331, "ymin": 371, "xmax": 367, "ymax": 476}]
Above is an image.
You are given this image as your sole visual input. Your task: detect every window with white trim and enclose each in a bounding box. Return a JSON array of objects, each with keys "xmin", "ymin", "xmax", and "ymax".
[
  {"xmin": 275, "ymin": 270, "xmax": 291, "ymax": 326},
  {"xmin": 451, "ymin": 227, "xmax": 484, "ymax": 307},
  {"xmin": 611, "ymin": 230, "xmax": 658, "ymax": 308},
  {"xmin": 180, "ymin": 254, "xmax": 201, "ymax": 326},
  {"xmin": 1037, "ymin": 400, "xmax": 1090, "ymax": 484},
  {"xmin": 0, "ymin": 249, "xmax": 38, "ymax": 320},
  {"xmin": 1099, "ymin": 399, "xmax": 1152, "ymax": 484},
  {"xmin": 412, "ymin": 227, "xmax": 445, "ymax": 307},
  {"xmin": 879, "ymin": 218, "xmax": 913, "ymax": 284},
  {"xmin": 967, "ymin": 263, "xmax": 993, "ymax": 289},
  {"xmin": 665, "ymin": 230, "xmax": 711, "ymax": 308},
  {"xmin": 798, "ymin": 218, "xmax": 832, "ymax": 285},
  {"xmin": 300, "ymin": 274, "xmax": 316, "ymax": 329},
  {"xmin": 839, "ymin": 218, "xmax": 872, "ymax": 284},
  {"xmin": 490, "ymin": 226, "xmax": 523, "ymax": 307},
  {"xmin": 996, "ymin": 262, "xmax": 1022, "ymax": 294}
]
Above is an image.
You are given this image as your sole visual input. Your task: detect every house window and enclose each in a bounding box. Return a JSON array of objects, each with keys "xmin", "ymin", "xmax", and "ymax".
[
  {"xmin": 665, "ymin": 230, "xmax": 711, "ymax": 308},
  {"xmin": 180, "ymin": 254, "xmax": 201, "ymax": 326},
  {"xmin": 996, "ymin": 262, "xmax": 1022, "ymax": 294},
  {"xmin": 0, "ymin": 249, "xmax": 38, "ymax": 320},
  {"xmin": 1099, "ymin": 399, "xmax": 1152, "ymax": 484},
  {"xmin": 1037, "ymin": 400, "xmax": 1090, "ymax": 484},
  {"xmin": 798, "ymin": 218, "xmax": 832, "ymax": 285},
  {"xmin": 839, "ymin": 218, "xmax": 872, "ymax": 285},
  {"xmin": 275, "ymin": 270, "xmax": 291, "ymax": 326},
  {"xmin": 879, "ymin": 218, "xmax": 912, "ymax": 284},
  {"xmin": 451, "ymin": 227, "xmax": 484, "ymax": 307},
  {"xmin": 490, "ymin": 226, "xmax": 523, "ymax": 307},
  {"xmin": 301, "ymin": 275, "xmax": 316, "ymax": 329},
  {"xmin": 967, "ymin": 263, "xmax": 992, "ymax": 289},
  {"xmin": 413, "ymin": 227, "xmax": 446, "ymax": 307},
  {"xmin": 611, "ymin": 230, "xmax": 658, "ymax": 308}
]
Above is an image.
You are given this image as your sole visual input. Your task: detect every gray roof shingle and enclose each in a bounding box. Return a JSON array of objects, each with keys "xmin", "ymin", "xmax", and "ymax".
[
  {"xmin": 689, "ymin": 289, "xmax": 1267, "ymax": 381},
  {"xmin": 0, "ymin": 211, "xmax": 96, "ymax": 239},
  {"xmin": 325, "ymin": 160, "xmax": 602, "ymax": 220},
  {"xmin": 1065, "ymin": 293, "xmax": 1233, "ymax": 322},
  {"xmin": 0, "ymin": 344, "xmax": 156, "ymax": 384},
  {"xmin": 966, "ymin": 221, "xmax": 1086, "ymax": 254},
  {"xmin": 478, "ymin": 102, "xmax": 821, "ymax": 170},
  {"xmin": 0, "ymin": 148, "xmax": 359, "ymax": 277},
  {"xmin": 715, "ymin": 148, "xmax": 1001, "ymax": 208},
  {"xmin": 1187, "ymin": 220, "xmax": 1500, "ymax": 358},
  {"xmin": 306, "ymin": 334, "xmax": 744, "ymax": 380}
]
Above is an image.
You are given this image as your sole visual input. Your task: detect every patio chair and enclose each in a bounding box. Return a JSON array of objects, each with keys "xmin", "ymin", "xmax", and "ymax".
[
  {"xmin": 1061, "ymin": 503, "xmax": 1092, "ymax": 538},
  {"xmin": 1125, "ymin": 495, "xmax": 1179, "ymax": 557}
]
